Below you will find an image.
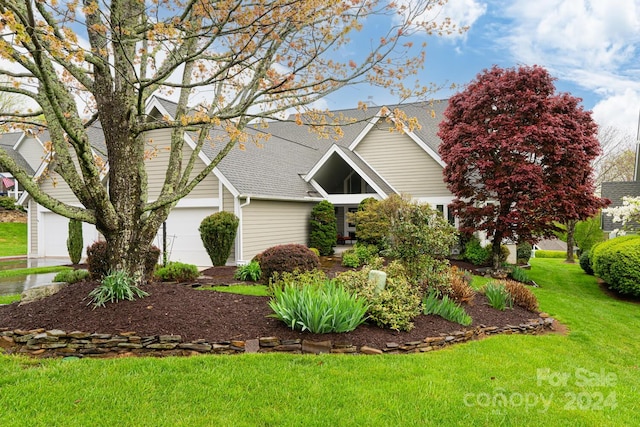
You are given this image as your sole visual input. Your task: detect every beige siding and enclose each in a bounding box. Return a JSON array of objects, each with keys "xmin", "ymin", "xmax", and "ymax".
[
  {"xmin": 39, "ymin": 168, "xmax": 82, "ymax": 204},
  {"xmin": 241, "ymin": 200, "xmax": 314, "ymax": 261},
  {"xmin": 355, "ymin": 128, "xmax": 451, "ymax": 198},
  {"xmin": 16, "ymin": 136, "xmax": 45, "ymax": 172},
  {"xmin": 28, "ymin": 199, "xmax": 38, "ymax": 255},
  {"xmin": 222, "ymin": 186, "xmax": 234, "ymax": 213},
  {"xmin": 144, "ymin": 129, "xmax": 218, "ymax": 201}
]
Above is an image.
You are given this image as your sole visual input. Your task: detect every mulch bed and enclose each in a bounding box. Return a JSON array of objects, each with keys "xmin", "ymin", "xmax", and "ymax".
[{"xmin": 0, "ymin": 258, "xmax": 546, "ymax": 350}]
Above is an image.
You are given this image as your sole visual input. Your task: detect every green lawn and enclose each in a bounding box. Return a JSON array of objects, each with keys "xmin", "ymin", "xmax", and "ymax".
[
  {"xmin": 0, "ymin": 259, "xmax": 638, "ymax": 426},
  {"xmin": 0, "ymin": 222, "xmax": 27, "ymax": 257}
]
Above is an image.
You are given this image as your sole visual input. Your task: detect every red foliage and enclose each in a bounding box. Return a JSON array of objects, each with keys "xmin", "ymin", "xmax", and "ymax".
[{"xmin": 438, "ymin": 65, "xmax": 609, "ymax": 267}]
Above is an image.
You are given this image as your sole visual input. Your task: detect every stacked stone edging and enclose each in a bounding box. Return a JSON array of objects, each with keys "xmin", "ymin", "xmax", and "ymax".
[{"xmin": 0, "ymin": 316, "xmax": 555, "ymax": 358}]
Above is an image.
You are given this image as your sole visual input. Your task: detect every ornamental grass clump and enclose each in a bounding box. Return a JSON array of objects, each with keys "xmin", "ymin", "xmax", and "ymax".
[
  {"xmin": 88, "ymin": 270, "xmax": 149, "ymax": 308},
  {"xmin": 482, "ymin": 281, "xmax": 513, "ymax": 311},
  {"xmin": 503, "ymin": 279, "xmax": 539, "ymax": 312},
  {"xmin": 422, "ymin": 289, "xmax": 472, "ymax": 326},
  {"xmin": 268, "ymin": 280, "xmax": 368, "ymax": 334}
]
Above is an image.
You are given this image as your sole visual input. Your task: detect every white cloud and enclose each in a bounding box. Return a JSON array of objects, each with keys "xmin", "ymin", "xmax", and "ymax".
[
  {"xmin": 592, "ymin": 89, "xmax": 640, "ymax": 138},
  {"xmin": 494, "ymin": 0, "xmax": 640, "ymax": 134},
  {"xmin": 396, "ymin": 0, "xmax": 487, "ymax": 39}
]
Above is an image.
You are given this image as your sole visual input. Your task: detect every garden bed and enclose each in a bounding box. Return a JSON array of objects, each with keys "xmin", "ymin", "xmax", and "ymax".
[{"xmin": 0, "ymin": 261, "xmax": 555, "ymax": 357}]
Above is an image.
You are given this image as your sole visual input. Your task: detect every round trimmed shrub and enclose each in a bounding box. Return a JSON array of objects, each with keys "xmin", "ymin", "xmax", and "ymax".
[
  {"xmin": 259, "ymin": 244, "xmax": 320, "ymax": 283},
  {"xmin": 592, "ymin": 235, "xmax": 640, "ymax": 296},
  {"xmin": 579, "ymin": 250, "xmax": 593, "ymax": 275},
  {"xmin": 516, "ymin": 242, "xmax": 532, "ymax": 264},
  {"xmin": 199, "ymin": 211, "xmax": 239, "ymax": 266},
  {"xmin": 309, "ymin": 200, "xmax": 337, "ymax": 256},
  {"xmin": 155, "ymin": 261, "xmax": 199, "ymax": 282},
  {"xmin": 86, "ymin": 241, "xmax": 109, "ymax": 279}
]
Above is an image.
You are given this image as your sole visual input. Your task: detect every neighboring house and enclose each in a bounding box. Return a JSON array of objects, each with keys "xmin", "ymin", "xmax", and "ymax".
[
  {"xmin": 13, "ymin": 97, "xmax": 454, "ymax": 266},
  {"xmin": 601, "ymin": 181, "xmax": 640, "ymax": 233},
  {"xmin": 0, "ymin": 130, "xmax": 46, "ymax": 199}
]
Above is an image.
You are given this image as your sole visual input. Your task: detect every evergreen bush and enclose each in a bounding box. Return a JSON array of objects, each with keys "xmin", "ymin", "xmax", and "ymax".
[
  {"xmin": 199, "ymin": 211, "xmax": 239, "ymax": 266},
  {"xmin": 309, "ymin": 200, "xmax": 337, "ymax": 256},
  {"xmin": 516, "ymin": 242, "xmax": 532, "ymax": 264},
  {"xmin": 67, "ymin": 219, "xmax": 83, "ymax": 264},
  {"xmin": 579, "ymin": 250, "xmax": 594, "ymax": 275},
  {"xmin": 463, "ymin": 236, "xmax": 490, "ymax": 266}
]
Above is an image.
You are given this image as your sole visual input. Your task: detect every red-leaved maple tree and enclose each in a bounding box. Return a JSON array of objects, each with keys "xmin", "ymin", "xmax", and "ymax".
[{"xmin": 438, "ymin": 65, "xmax": 608, "ymax": 269}]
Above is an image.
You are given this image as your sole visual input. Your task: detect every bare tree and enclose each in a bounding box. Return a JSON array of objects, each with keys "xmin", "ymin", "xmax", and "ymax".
[{"xmin": 0, "ymin": 0, "xmax": 459, "ymax": 278}]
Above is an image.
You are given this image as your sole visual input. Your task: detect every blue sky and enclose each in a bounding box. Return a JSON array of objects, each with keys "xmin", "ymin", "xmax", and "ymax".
[{"xmin": 323, "ymin": 0, "xmax": 640, "ymax": 139}]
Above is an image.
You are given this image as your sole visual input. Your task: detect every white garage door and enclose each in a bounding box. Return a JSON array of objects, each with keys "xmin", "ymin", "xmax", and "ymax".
[
  {"xmin": 41, "ymin": 212, "xmax": 99, "ymax": 260},
  {"xmin": 155, "ymin": 207, "xmax": 216, "ymax": 267}
]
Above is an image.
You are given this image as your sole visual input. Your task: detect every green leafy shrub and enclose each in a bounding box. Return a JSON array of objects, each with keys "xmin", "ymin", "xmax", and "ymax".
[
  {"xmin": 155, "ymin": 262, "xmax": 200, "ymax": 282},
  {"xmin": 309, "ymin": 200, "xmax": 337, "ymax": 256},
  {"xmin": 0, "ymin": 196, "xmax": 17, "ymax": 210},
  {"xmin": 516, "ymin": 242, "xmax": 532, "ymax": 264},
  {"xmin": 341, "ymin": 243, "xmax": 378, "ymax": 268},
  {"xmin": 592, "ymin": 235, "xmax": 640, "ymax": 296},
  {"xmin": 86, "ymin": 241, "xmax": 160, "ymax": 280},
  {"xmin": 268, "ymin": 280, "xmax": 368, "ymax": 333},
  {"xmin": 269, "ymin": 269, "xmax": 329, "ymax": 294},
  {"xmin": 579, "ymin": 250, "xmax": 594, "ymax": 275},
  {"xmin": 53, "ymin": 269, "xmax": 90, "ymax": 283},
  {"xmin": 464, "ymin": 236, "xmax": 490, "ymax": 266},
  {"xmin": 259, "ymin": 243, "xmax": 321, "ymax": 284},
  {"xmin": 336, "ymin": 261, "xmax": 422, "ymax": 331},
  {"xmin": 199, "ymin": 211, "xmax": 239, "ymax": 266},
  {"xmin": 482, "ymin": 281, "xmax": 513, "ymax": 311},
  {"xmin": 341, "ymin": 250, "xmax": 361, "ymax": 268},
  {"xmin": 67, "ymin": 219, "xmax": 83, "ymax": 264},
  {"xmin": 308, "ymin": 247, "xmax": 320, "ymax": 257},
  {"xmin": 509, "ymin": 266, "xmax": 530, "ymax": 283},
  {"xmin": 422, "ymin": 289, "xmax": 472, "ymax": 326},
  {"xmin": 88, "ymin": 270, "xmax": 148, "ymax": 308},
  {"xmin": 234, "ymin": 261, "xmax": 262, "ymax": 281},
  {"xmin": 503, "ymin": 279, "xmax": 539, "ymax": 312}
]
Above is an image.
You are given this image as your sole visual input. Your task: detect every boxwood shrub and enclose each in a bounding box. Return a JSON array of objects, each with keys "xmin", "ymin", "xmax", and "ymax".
[{"xmin": 592, "ymin": 235, "xmax": 640, "ymax": 296}]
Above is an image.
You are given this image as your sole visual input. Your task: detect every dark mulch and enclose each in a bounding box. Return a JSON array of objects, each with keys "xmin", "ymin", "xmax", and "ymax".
[{"xmin": 0, "ymin": 258, "xmax": 544, "ymax": 349}]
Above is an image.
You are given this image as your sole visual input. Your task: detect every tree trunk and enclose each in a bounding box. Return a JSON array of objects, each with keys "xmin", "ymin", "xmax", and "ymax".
[
  {"xmin": 492, "ymin": 233, "xmax": 503, "ymax": 271},
  {"xmin": 565, "ymin": 219, "xmax": 576, "ymax": 263}
]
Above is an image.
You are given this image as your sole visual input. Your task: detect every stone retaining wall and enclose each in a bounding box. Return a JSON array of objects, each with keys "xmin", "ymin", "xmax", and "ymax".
[{"xmin": 0, "ymin": 316, "xmax": 555, "ymax": 358}]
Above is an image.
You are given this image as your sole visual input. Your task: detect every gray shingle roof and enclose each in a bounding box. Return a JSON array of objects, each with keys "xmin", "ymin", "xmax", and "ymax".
[
  {"xmin": 601, "ymin": 181, "xmax": 640, "ymax": 231},
  {"xmin": 0, "ymin": 132, "xmax": 35, "ymax": 175},
  {"xmin": 153, "ymin": 97, "xmax": 449, "ymax": 200}
]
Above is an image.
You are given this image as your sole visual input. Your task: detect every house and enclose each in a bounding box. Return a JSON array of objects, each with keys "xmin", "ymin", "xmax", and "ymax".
[
  {"xmin": 12, "ymin": 97, "xmax": 454, "ymax": 266},
  {"xmin": 0, "ymin": 130, "xmax": 48, "ymax": 199},
  {"xmin": 601, "ymin": 181, "xmax": 640, "ymax": 234}
]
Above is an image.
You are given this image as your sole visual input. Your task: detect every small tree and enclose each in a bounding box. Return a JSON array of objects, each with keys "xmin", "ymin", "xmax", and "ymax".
[
  {"xmin": 438, "ymin": 65, "xmax": 608, "ymax": 270},
  {"xmin": 199, "ymin": 212, "xmax": 239, "ymax": 266},
  {"xmin": 380, "ymin": 195, "xmax": 457, "ymax": 286},
  {"xmin": 67, "ymin": 219, "xmax": 83, "ymax": 264},
  {"xmin": 350, "ymin": 197, "xmax": 387, "ymax": 249},
  {"xmin": 309, "ymin": 200, "xmax": 337, "ymax": 256}
]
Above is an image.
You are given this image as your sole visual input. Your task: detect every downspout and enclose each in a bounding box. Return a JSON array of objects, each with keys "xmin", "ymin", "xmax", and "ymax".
[{"xmin": 236, "ymin": 196, "xmax": 251, "ymax": 265}]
